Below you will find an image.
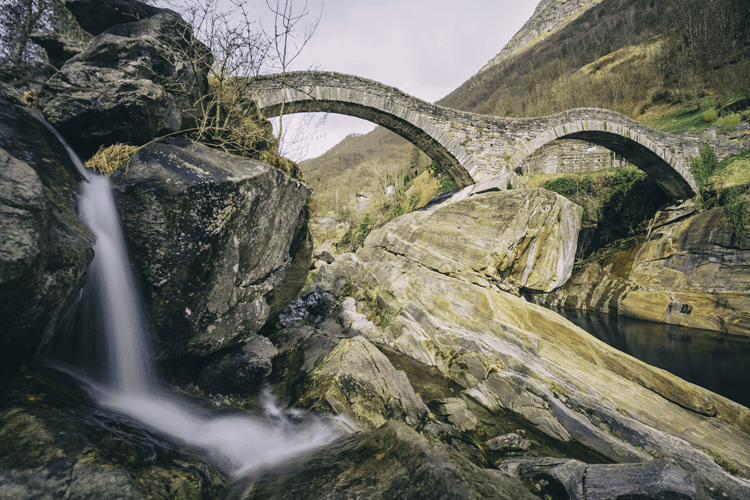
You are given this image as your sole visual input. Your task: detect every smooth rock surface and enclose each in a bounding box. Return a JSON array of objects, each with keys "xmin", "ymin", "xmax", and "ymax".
[
  {"xmin": 623, "ymin": 205, "xmax": 750, "ymax": 334},
  {"xmin": 539, "ymin": 204, "xmax": 750, "ymax": 336},
  {"xmin": 302, "ymin": 195, "xmax": 750, "ymax": 496},
  {"xmin": 112, "ymin": 137, "xmax": 312, "ymax": 360},
  {"xmin": 363, "ymin": 188, "xmax": 582, "ymax": 293}
]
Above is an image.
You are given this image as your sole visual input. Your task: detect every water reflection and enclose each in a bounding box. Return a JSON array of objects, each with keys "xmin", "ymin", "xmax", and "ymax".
[{"xmin": 555, "ymin": 309, "xmax": 750, "ymax": 408}]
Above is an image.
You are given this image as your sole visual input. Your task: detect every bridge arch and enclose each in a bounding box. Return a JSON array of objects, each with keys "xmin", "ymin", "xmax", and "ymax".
[
  {"xmin": 517, "ymin": 111, "xmax": 697, "ymax": 199},
  {"xmin": 247, "ymin": 72, "xmax": 476, "ymax": 188},
  {"xmin": 247, "ymin": 72, "xmax": 698, "ymax": 200}
]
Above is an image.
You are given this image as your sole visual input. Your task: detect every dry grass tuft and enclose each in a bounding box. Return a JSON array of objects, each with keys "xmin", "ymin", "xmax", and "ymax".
[
  {"xmin": 84, "ymin": 143, "xmax": 138, "ymax": 175},
  {"xmin": 260, "ymin": 151, "xmax": 303, "ymax": 180},
  {"xmin": 23, "ymin": 91, "xmax": 36, "ymax": 107}
]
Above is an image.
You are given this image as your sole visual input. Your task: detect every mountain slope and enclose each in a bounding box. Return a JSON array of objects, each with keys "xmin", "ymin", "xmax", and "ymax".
[{"xmin": 478, "ymin": 0, "xmax": 606, "ymax": 74}]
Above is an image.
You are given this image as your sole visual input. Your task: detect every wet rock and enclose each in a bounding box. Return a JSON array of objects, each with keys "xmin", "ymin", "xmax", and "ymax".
[
  {"xmin": 484, "ymin": 432, "xmax": 530, "ymax": 452},
  {"xmin": 299, "ymin": 336, "xmax": 429, "ymax": 430},
  {"xmin": 37, "ymin": 7, "xmax": 211, "ymax": 154},
  {"xmin": 0, "ymin": 98, "xmax": 92, "ymax": 375},
  {"xmin": 277, "ymin": 289, "xmax": 335, "ymax": 327},
  {"xmin": 0, "ymin": 463, "xmax": 151, "ymax": 500},
  {"xmin": 196, "ymin": 335, "xmax": 278, "ymax": 395},
  {"xmin": 232, "ymin": 420, "xmax": 538, "ymax": 500},
  {"xmin": 111, "ymin": 137, "xmax": 312, "ymax": 360},
  {"xmin": 270, "ymin": 325, "xmax": 341, "ymax": 375},
  {"xmin": 0, "ymin": 368, "xmax": 224, "ymax": 500}
]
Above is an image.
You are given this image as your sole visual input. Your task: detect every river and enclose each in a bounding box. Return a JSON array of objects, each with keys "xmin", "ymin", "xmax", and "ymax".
[{"xmin": 556, "ymin": 308, "xmax": 750, "ymax": 408}]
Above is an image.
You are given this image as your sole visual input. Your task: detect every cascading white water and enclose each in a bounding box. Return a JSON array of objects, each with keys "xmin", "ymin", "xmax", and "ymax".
[
  {"xmin": 78, "ymin": 174, "xmax": 156, "ymax": 394},
  {"xmin": 35, "ymin": 115, "xmax": 347, "ymax": 476}
]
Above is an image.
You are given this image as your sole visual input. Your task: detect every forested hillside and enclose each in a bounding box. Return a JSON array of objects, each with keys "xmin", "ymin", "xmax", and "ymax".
[{"xmin": 440, "ymin": 0, "xmax": 749, "ymax": 118}]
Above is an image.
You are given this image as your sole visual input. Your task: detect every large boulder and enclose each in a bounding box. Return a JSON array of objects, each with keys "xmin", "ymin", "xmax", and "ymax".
[
  {"xmin": 37, "ymin": 6, "xmax": 211, "ymax": 154},
  {"xmin": 363, "ymin": 188, "xmax": 582, "ymax": 293},
  {"xmin": 299, "ymin": 336, "xmax": 429, "ymax": 430},
  {"xmin": 61, "ymin": 0, "xmax": 170, "ymax": 36},
  {"xmin": 111, "ymin": 137, "xmax": 312, "ymax": 360},
  {"xmin": 0, "ymin": 369, "xmax": 224, "ymax": 500},
  {"xmin": 29, "ymin": 31, "xmax": 87, "ymax": 69},
  {"xmin": 0, "ymin": 97, "xmax": 92, "ymax": 375},
  {"xmin": 196, "ymin": 334, "xmax": 278, "ymax": 395}
]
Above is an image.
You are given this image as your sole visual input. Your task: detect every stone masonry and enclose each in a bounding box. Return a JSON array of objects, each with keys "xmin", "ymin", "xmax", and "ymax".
[{"xmin": 247, "ymin": 71, "xmax": 699, "ymax": 199}]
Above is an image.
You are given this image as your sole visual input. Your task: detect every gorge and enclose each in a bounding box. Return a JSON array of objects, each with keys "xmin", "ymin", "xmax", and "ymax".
[{"xmin": 1, "ymin": 0, "xmax": 749, "ymax": 499}]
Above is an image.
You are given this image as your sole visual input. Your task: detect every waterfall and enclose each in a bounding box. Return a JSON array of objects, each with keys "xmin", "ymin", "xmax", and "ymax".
[{"xmin": 35, "ymin": 116, "xmax": 346, "ymax": 476}]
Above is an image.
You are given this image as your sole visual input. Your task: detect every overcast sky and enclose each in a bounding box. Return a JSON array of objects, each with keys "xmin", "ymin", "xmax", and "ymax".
[{"xmin": 192, "ymin": 1, "xmax": 540, "ymax": 159}]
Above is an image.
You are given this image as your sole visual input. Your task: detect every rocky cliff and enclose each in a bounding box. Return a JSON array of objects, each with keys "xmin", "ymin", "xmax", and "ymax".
[
  {"xmin": 478, "ymin": 0, "xmax": 606, "ymax": 74},
  {"xmin": 538, "ymin": 201, "xmax": 750, "ymax": 336}
]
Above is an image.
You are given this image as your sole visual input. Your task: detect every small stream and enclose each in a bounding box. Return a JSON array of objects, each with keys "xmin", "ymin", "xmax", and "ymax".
[{"xmin": 556, "ymin": 308, "xmax": 750, "ymax": 408}]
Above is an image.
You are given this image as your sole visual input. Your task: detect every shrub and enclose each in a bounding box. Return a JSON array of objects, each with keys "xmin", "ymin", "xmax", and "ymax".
[
  {"xmin": 355, "ymin": 214, "xmax": 373, "ymax": 244},
  {"xmin": 692, "ymin": 145, "xmax": 749, "ymax": 237},
  {"xmin": 543, "ymin": 177, "xmax": 578, "ymax": 198},
  {"xmin": 691, "ymin": 144, "xmax": 719, "ymax": 189},
  {"xmin": 721, "ymin": 186, "xmax": 748, "ymax": 239},
  {"xmin": 543, "ymin": 175, "xmax": 604, "ymax": 226},
  {"xmin": 702, "ymin": 108, "xmax": 718, "ymax": 122},
  {"xmin": 426, "ymin": 161, "xmax": 458, "ymax": 193},
  {"xmin": 605, "ymin": 168, "xmax": 647, "ymax": 207},
  {"xmin": 716, "ymin": 113, "xmax": 741, "ymax": 131}
]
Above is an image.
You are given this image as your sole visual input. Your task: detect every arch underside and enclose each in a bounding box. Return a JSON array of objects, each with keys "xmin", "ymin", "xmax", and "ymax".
[
  {"xmin": 541, "ymin": 130, "xmax": 696, "ymax": 200},
  {"xmin": 259, "ymin": 99, "xmax": 475, "ymax": 189}
]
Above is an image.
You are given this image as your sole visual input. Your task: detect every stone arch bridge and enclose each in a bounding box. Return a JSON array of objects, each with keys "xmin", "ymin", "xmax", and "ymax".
[{"xmin": 247, "ymin": 71, "xmax": 698, "ymax": 199}]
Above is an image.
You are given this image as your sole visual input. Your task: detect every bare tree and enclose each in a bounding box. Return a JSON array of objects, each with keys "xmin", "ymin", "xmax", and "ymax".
[{"xmin": 262, "ymin": 0, "xmax": 323, "ymax": 144}]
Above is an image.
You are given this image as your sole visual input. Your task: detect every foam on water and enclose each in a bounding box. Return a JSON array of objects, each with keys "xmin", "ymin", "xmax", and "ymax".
[{"xmin": 35, "ymin": 113, "xmax": 347, "ymax": 476}]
